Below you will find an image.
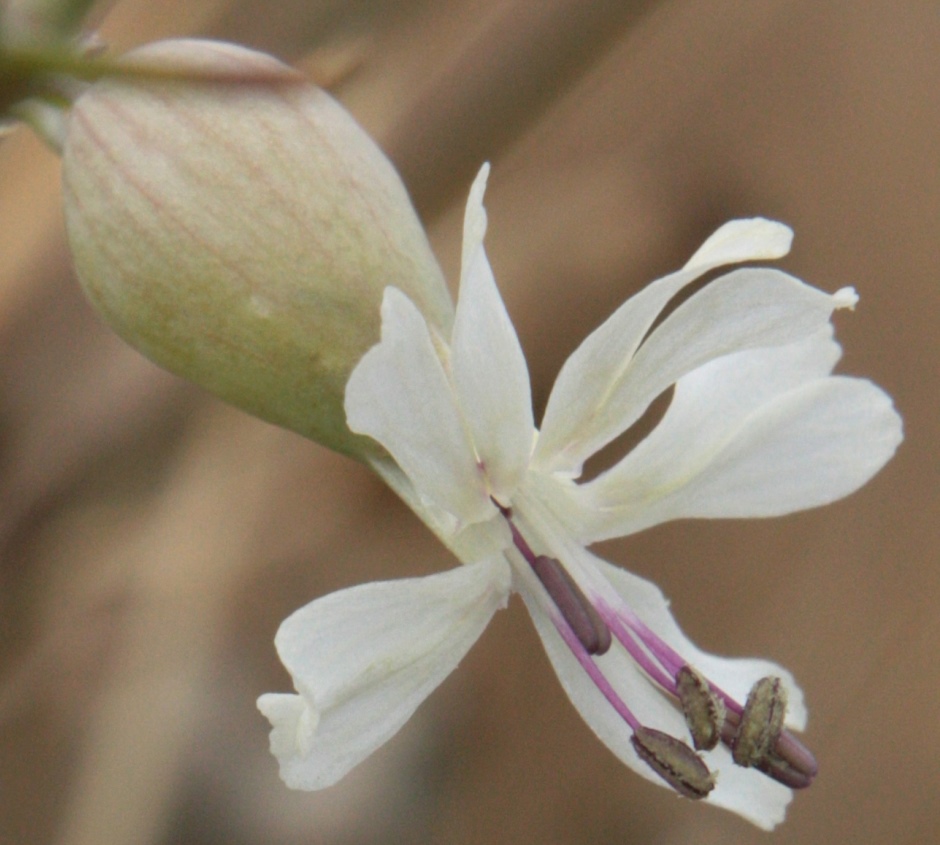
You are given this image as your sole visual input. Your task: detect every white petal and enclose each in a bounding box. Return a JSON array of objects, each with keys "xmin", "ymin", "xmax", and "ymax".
[
  {"xmin": 539, "ymin": 268, "xmax": 852, "ymax": 477},
  {"xmin": 461, "ymin": 163, "xmax": 491, "ymax": 281},
  {"xmin": 576, "ymin": 328, "xmax": 859, "ymax": 535},
  {"xmin": 535, "ymin": 220, "xmax": 794, "ymax": 476},
  {"xmin": 548, "ymin": 330, "xmax": 837, "ymax": 540},
  {"xmin": 578, "ymin": 366, "xmax": 902, "ymax": 539},
  {"xmin": 451, "ymin": 164, "xmax": 534, "ymax": 499},
  {"xmin": 683, "ymin": 217, "xmax": 792, "ymax": 270},
  {"xmin": 345, "ymin": 287, "xmax": 493, "ymax": 526},
  {"xmin": 258, "ymin": 557, "xmax": 511, "ymax": 790},
  {"xmin": 703, "ymin": 750, "xmax": 795, "ymax": 831},
  {"xmin": 519, "ymin": 550, "xmax": 802, "ymax": 829}
]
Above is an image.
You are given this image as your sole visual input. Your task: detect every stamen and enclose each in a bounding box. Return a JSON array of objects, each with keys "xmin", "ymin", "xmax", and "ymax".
[
  {"xmin": 530, "ymin": 554, "xmax": 611, "ymax": 656},
  {"xmin": 493, "ymin": 499, "xmax": 611, "ymax": 656},
  {"xmin": 756, "ymin": 732, "xmax": 819, "ymax": 789},
  {"xmin": 630, "ymin": 727, "xmax": 716, "ymax": 800},
  {"xmin": 594, "ymin": 595, "xmax": 697, "ymax": 699},
  {"xmin": 732, "ymin": 676, "xmax": 787, "ymax": 767},
  {"xmin": 593, "ymin": 602, "xmax": 677, "ymax": 692},
  {"xmin": 720, "ymin": 707, "xmax": 817, "ymax": 788},
  {"xmin": 755, "ymin": 750, "xmax": 816, "ymax": 790},
  {"xmin": 494, "ymin": 495, "xmax": 818, "ymax": 793},
  {"xmin": 676, "ymin": 665, "xmax": 726, "ymax": 751},
  {"xmin": 607, "ymin": 596, "xmax": 818, "ymax": 790},
  {"xmin": 550, "ymin": 604, "xmax": 641, "ymax": 731},
  {"xmin": 771, "ymin": 729, "xmax": 819, "ymax": 784}
]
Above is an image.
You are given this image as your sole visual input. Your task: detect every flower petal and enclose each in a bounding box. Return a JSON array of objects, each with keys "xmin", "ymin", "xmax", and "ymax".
[
  {"xmin": 683, "ymin": 217, "xmax": 792, "ymax": 270},
  {"xmin": 451, "ymin": 164, "xmax": 534, "ymax": 499},
  {"xmin": 345, "ymin": 287, "xmax": 493, "ymax": 526},
  {"xmin": 539, "ymin": 266, "xmax": 855, "ymax": 477},
  {"xmin": 534, "ymin": 219, "xmax": 793, "ymax": 476},
  {"xmin": 574, "ymin": 337, "xmax": 902, "ymax": 538},
  {"xmin": 258, "ymin": 557, "xmax": 511, "ymax": 790},
  {"xmin": 519, "ymin": 549, "xmax": 802, "ymax": 829}
]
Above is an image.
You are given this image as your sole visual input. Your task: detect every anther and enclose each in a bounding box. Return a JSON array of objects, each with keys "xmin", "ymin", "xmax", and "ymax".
[
  {"xmin": 676, "ymin": 665, "xmax": 725, "ymax": 751},
  {"xmin": 755, "ymin": 750, "xmax": 816, "ymax": 790},
  {"xmin": 720, "ymin": 705, "xmax": 818, "ymax": 789},
  {"xmin": 530, "ymin": 555, "xmax": 612, "ymax": 656},
  {"xmin": 743, "ymin": 728, "xmax": 819, "ymax": 789},
  {"xmin": 769, "ymin": 729, "xmax": 819, "ymax": 785},
  {"xmin": 631, "ymin": 727, "xmax": 716, "ymax": 800},
  {"xmin": 493, "ymin": 500, "xmax": 612, "ymax": 657},
  {"xmin": 732, "ymin": 676, "xmax": 787, "ymax": 767}
]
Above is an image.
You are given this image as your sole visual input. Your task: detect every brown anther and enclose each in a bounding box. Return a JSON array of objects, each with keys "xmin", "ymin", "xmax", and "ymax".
[
  {"xmin": 755, "ymin": 752, "xmax": 814, "ymax": 789},
  {"xmin": 631, "ymin": 727, "xmax": 716, "ymax": 800},
  {"xmin": 676, "ymin": 665, "xmax": 726, "ymax": 751},
  {"xmin": 720, "ymin": 705, "xmax": 818, "ymax": 788},
  {"xmin": 756, "ymin": 728, "xmax": 819, "ymax": 789},
  {"xmin": 530, "ymin": 555, "xmax": 612, "ymax": 655},
  {"xmin": 732, "ymin": 676, "xmax": 787, "ymax": 767}
]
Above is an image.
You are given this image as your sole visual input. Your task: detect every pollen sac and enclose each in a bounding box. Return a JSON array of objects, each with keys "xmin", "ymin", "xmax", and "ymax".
[
  {"xmin": 530, "ymin": 555, "xmax": 611, "ymax": 656},
  {"xmin": 676, "ymin": 665, "xmax": 726, "ymax": 751},
  {"xmin": 732, "ymin": 676, "xmax": 787, "ymax": 767},
  {"xmin": 756, "ymin": 730, "xmax": 819, "ymax": 789},
  {"xmin": 630, "ymin": 727, "xmax": 716, "ymax": 800}
]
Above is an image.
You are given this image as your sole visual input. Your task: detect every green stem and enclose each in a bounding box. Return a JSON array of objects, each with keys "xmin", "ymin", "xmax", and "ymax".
[{"xmin": 0, "ymin": 44, "xmax": 304, "ymax": 86}]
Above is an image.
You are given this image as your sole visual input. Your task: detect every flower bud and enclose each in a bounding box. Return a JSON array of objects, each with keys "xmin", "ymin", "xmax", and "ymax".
[{"xmin": 62, "ymin": 39, "xmax": 454, "ymax": 457}]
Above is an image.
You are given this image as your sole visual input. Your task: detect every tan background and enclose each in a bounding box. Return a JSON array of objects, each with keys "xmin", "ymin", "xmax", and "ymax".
[{"xmin": 1, "ymin": 1, "xmax": 937, "ymax": 843}]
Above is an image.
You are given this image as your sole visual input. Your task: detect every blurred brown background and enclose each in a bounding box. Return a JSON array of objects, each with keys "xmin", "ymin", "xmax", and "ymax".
[{"xmin": 1, "ymin": 1, "xmax": 937, "ymax": 843}]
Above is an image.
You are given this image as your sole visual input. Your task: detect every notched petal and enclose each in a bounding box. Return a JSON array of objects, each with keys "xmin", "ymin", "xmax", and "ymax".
[
  {"xmin": 461, "ymin": 163, "xmax": 490, "ymax": 279},
  {"xmin": 452, "ymin": 164, "xmax": 534, "ymax": 498},
  {"xmin": 345, "ymin": 287, "xmax": 493, "ymax": 526},
  {"xmin": 260, "ymin": 558, "xmax": 511, "ymax": 790},
  {"xmin": 256, "ymin": 693, "xmax": 319, "ymax": 768},
  {"xmin": 535, "ymin": 225, "xmax": 800, "ymax": 476}
]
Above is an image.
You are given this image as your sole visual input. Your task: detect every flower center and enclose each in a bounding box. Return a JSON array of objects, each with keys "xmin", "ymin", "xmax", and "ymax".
[{"xmin": 494, "ymin": 501, "xmax": 818, "ymax": 798}]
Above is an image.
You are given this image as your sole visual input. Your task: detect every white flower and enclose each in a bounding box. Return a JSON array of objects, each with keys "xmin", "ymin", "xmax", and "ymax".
[{"xmin": 258, "ymin": 164, "xmax": 902, "ymax": 829}]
